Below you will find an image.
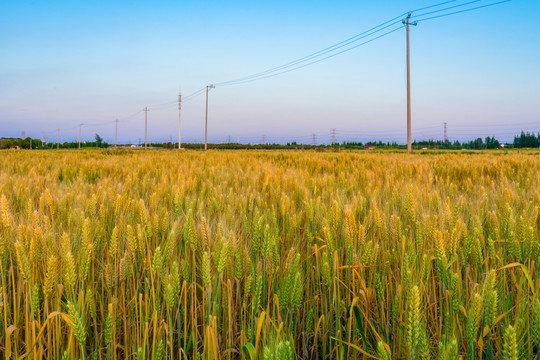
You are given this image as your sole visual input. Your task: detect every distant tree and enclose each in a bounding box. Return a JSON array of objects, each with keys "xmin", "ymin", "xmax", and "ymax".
[
  {"xmin": 485, "ymin": 136, "xmax": 500, "ymax": 149},
  {"xmin": 1, "ymin": 139, "xmax": 16, "ymax": 149},
  {"xmin": 95, "ymin": 134, "xmax": 104, "ymax": 147},
  {"xmin": 20, "ymin": 137, "xmax": 33, "ymax": 149},
  {"xmin": 513, "ymin": 131, "xmax": 540, "ymax": 148}
]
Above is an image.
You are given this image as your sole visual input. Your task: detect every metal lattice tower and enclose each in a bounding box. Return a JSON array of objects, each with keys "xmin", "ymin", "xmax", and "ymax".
[{"xmin": 444, "ymin": 122, "xmax": 448, "ymax": 142}]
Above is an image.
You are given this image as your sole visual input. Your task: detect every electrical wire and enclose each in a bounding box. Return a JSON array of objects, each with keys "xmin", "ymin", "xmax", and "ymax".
[
  {"xmin": 211, "ymin": 0, "xmax": 511, "ymax": 88},
  {"xmin": 214, "ymin": 0, "xmax": 464, "ymax": 87},
  {"xmin": 411, "ymin": 0, "xmax": 485, "ymax": 19},
  {"xmin": 182, "ymin": 87, "xmax": 206, "ymax": 102},
  {"xmin": 214, "ymin": 21, "xmax": 403, "ymax": 86},
  {"xmin": 414, "ymin": 0, "xmax": 511, "ymax": 22},
  {"xmin": 410, "ymin": 0, "xmax": 459, "ymax": 13},
  {"xmin": 151, "ymin": 103, "xmax": 178, "ymax": 111},
  {"xmin": 118, "ymin": 109, "xmax": 144, "ymax": 122},
  {"xmin": 83, "ymin": 120, "xmax": 116, "ymax": 127},
  {"xmin": 218, "ymin": 25, "xmax": 405, "ymax": 86},
  {"xmin": 35, "ymin": 0, "xmax": 514, "ymax": 143}
]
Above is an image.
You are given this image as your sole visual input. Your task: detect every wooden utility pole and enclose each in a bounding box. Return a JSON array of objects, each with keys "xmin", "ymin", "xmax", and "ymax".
[
  {"xmin": 407, "ymin": 15, "xmax": 412, "ymax": 152},
  {"xmin": 115, "ymin": 119, "xmax": 118, "ymax": 147},
  {"xmin": 57, "ymin": 129, "xmax": 60, "ymax": 150},
  {"xmin": 205, "ymin": 85, "xmax": 215, "ymax": 151},
  {"xmin": 178, "ymin": 92, "xmax": 182, "ymax": 149},
  {"xmin": 403, "ymin": 13, "xmax": 416, "ymax": 153},
  {"xmin": 79, "ymin": 124, "xmax": 82, "ymax": 149},
  {"xmin": 144, "ymin": 107, "xmax": 148, "ymax": 149}
]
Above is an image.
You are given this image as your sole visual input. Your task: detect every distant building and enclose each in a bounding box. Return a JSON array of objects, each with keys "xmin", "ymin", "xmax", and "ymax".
[{"xmin": 365, "ymin": 145, "xmax": 376, "ymax": 150}]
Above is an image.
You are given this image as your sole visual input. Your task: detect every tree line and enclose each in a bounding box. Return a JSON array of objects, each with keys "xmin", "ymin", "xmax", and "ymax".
[
  {"xmin": 2, "ymin": 132, "xmax": 539, "ymax": 150},
  {"xmin": 0, "ymin": 134, "xmax": 109, "ymax": 149},
  {"xmin": 342, "ymin": 132, "xmax": 539, "ymax": 150}
]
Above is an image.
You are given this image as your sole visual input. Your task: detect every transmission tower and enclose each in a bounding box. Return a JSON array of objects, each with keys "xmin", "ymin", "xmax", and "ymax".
[
  {"xmin": 444, "ymin": 122, "xmax": 448, "ymax": 142},
  {"xmin": 144, "ymin": 107, "xmax": 148, "ymax": 149}
]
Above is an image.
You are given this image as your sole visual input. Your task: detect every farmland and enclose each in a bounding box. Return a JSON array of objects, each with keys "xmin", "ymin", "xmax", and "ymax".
[{"xmin": 0, "ymin": 149, "xmax": 539, "ymax": 359}]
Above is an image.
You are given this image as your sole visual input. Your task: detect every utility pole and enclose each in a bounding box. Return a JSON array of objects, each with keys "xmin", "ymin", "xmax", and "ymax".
[
  {"xmin": 262, "ymin": 135, "xmax": 266, "ymax": 145},
  {"xmin": 228, "ymin": 135, "xmax": 231, "ymax": 143},
  {"xmin": 79, "ymin": 124, "xmax": 82, "ymax": 149},
  {"xmin": 178, "ymin": 92, "xmax": 182, "ymax": 149},
  {"xmin": 115, "ymin": 119, "xmax": 118, "ymax": 147},
  {"xmin": 312, "ymin": 134, "xmax": 316, "ymax": 146},
  {"xmin": 205, "ymin": 85, "xmax": 215, "ymax": 151},
  {"xmin": 331, "ymin": 128, "xmax": 336, "ymax": 145},
  {"xmin": 41, "ymin": 131, "xmax": 45, "ymax": 147},
  {"xmin": 57, "ymin": 129, "xmax": 60, "ymax": 150},
  {"xmin": 444, "ymin": 122, "xmax": 448, "ymax": 142},
  {"xmin": 144, "ymin": 107, "xmax": 148, "ymax": 149},
  {"xmin": 403, "ymin": 13, "xmax": 417, "ymax": 153}
]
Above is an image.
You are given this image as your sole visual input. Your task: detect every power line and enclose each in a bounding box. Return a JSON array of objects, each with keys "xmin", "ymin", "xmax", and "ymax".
[
  {"xmin": 31, "ymin": 0, "xmax": 513, "ymax": 146},
  {"xmin": 214, "ymin": 0, "xmax": 463, "ymax": 87},
  {"xmin": 182, "ymin": 87, "xmax": 206, "ymax": 102},
  {"xmin": 414, "ymin": 0, "xmax": 511, "ymax": 22},
  {"xmin": 217, "ymin": 25, "xmax": 405, "ymax": 87},
  {"xmin": 206, "ymin": 0, "xmax": 511, "ymax": 90},
  {"xmin": 335, "ymin": 126, "xmax": 441, "ymax": 134},
  {"xmin": 214, "ymin": 21, "xmax": 402, "ymax": 86},
  {"xmin": 209, "ymin": 1, "xmax": 511, "ymax": 88},
  {"xmin": 35, "ymin": 3, "xmax": 435, "ymax": 144},
  {"xmin": 409, "ymin": 0, "xmax": 460, "ymax": 13},
  {"xmin": 411, "ymin": 0, "xmax": 485, "ymax": 19},
  {"xmin": 119, "ymin": 109, "xmax": 144, "ymax": 121},
  {"xmin": 83, "ymin": 120, "xmax": 116, "ymax": 127},
  {"xmin": 147, "ymin": 99, "xmax": 176, "ymax": 108},
  {"xmin": 149, "ymin": 103, "xmax": 178, "ymax": 111}
]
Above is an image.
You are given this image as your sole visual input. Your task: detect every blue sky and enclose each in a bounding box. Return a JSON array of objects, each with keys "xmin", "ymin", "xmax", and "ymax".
[{"xmin": 1, "ymin": 0, "xmax": 539, "ymax": 144}]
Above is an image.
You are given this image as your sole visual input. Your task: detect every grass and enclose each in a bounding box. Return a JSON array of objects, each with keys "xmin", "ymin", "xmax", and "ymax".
[{"xmin": 0, "ymin": 149, "xmax": 539, "ymax": 359}]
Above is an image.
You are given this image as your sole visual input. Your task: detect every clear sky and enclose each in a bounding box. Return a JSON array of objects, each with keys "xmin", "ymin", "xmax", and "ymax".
[{"xmin": 1, "ymin": 0, "xmax": 539, "ymax": 145}]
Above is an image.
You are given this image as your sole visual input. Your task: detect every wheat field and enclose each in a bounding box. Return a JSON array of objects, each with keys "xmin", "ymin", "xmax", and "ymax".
[{"xmin": 0, "ymin": 149, "xmax": 539, "ymax": 359}]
